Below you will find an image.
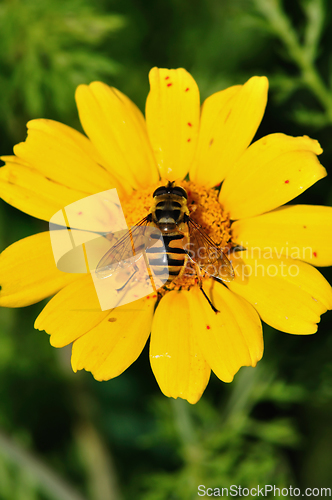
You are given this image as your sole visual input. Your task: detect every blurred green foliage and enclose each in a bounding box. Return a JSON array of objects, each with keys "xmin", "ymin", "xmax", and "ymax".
[
  {"xmin": 0, "ymin": 0, "xmax": 332, "ymax": 499},
  {"xmin": 0, "ymin": 0, "xmax": 124, "ymax": 141}
]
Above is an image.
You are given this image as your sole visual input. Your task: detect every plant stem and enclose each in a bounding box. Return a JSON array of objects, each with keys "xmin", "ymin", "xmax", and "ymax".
[
  {"xmin": 74, "ymin": 421, "xmax": 122, "ymax": 500},
  {"xmin": 254, "ymin": 0, "xmax": 332, "ymax": 121},
  {"xmin": 222, "ymin": 364, "xmax": 275, "ymax": 428},
  {"xmin": 171, "ymin": 399, "xmax": 204, "ymax": 489},
  {"xmin": 56, "ymin": 349, "xmax": 123, "ymax": 500},
  {"xmin": 0, "ymin": 429, "xmax": 87, "ymax": 500}
]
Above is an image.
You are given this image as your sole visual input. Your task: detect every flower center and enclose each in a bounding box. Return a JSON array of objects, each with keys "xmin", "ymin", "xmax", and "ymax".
[{"xmin": 121, "ymin": 180, "xmax": 232, "ymax": 293}]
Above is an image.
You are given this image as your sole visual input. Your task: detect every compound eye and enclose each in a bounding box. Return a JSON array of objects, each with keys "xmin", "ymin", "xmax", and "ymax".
[
  {"xmin": 172, "ymin": 186, "xmax": 188, "ymax": 199},
  {"xmin": 153, "ymin": 186, "xmax": 167, "ymax": 197}
]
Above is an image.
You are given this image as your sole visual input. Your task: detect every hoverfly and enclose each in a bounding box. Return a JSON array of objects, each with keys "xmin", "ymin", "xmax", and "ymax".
[{"xmin": 96, "ymin": 181, "xmax": 234, "ymax": 312}]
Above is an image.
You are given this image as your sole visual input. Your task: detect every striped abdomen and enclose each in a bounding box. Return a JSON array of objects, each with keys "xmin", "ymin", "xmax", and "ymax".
[{"xmin": 145, "ymin": 232, "xmax": 188, "ymax": 286}]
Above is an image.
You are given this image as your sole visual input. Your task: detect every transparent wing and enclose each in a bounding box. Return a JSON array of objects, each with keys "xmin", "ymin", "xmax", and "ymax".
[
  {"xmin": 187, "ymin": 218, "xmax": 235, "ymax": 282},
  {"xmin": 95, "ymin": 216, "xmax": 152, "ymax": 279}
]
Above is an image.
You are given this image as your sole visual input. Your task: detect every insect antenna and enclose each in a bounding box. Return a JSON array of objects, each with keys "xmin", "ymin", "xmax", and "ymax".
[{"xmin": 116, "ymin": 264, "xmax": 139, "ymax": 291}]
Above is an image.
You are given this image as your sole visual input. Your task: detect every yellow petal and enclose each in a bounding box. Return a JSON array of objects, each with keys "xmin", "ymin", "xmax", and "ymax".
[
  {"xmin": 75, "ymin": 82, "xmax": 158, "ymax": 189},
  {"xmin": 187, "ymin": 283, "xmax": 263, "ymax": 383},
  {"xmin": 190, "ymin": 76, "xmax": 268, "ymax": 187},
  {"xmin": 150, "ymin": 291, "xmax": 210, "ymax": 404},
  {"xmin": 0, "ymin": 158, "xmax": 88, "ymax": 221},
  {"xmin": 228, "ymin": 251, "xmax": 332, "ymax": 334},
  {"xmin": 220, "ymin": 134, "xmax": 326, "ymax": 219},
  {"xmin": 71, "ymin": 295, "xmax": 156, "ymax": 381},
  {"xmin": 232, "ymin": 205, "xmax": 332, "ymax": 267},
  {"xmin": 35, "ymin": 275, "xmax": 109, "ymax": 347},
  {"xmin": 0, "ymin": 232, "xmax": 78, "ymax": 307},
  {"xmin": 189, "ymin": 85, "xmax": 241, "ymax": 182},
  {"xmin": 145, "ymin": 67, "xmax": 200, "ymax": 180},
  {"xmin": 12, "ymin": 119, "xmax": 123, "ymax": 194}
]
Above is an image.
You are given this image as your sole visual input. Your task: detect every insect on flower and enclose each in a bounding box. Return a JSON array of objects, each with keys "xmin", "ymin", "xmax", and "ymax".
[
  {"xmin": 96, "ymin": 181, "xmax": 234, "ymax": 312},
  {"xmin": 0, "ymin": 67, "xmax": 331, "ymax": 404}
]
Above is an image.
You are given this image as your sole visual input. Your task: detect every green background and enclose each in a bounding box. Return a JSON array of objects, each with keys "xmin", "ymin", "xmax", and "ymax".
[{"xmin": 0, "ymin": 0, "xmax": 332, "ymax": 498}]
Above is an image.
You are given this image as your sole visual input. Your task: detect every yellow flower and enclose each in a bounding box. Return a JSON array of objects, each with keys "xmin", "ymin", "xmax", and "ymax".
[{"xmin": 1, "ymin": 68, "xmax": 332, "ymax": 404}]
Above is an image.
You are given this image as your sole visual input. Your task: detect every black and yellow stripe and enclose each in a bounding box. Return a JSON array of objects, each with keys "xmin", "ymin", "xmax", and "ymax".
[{"xmin": 146, "ymin": 233, "xmax": 187, "ymax": 284}]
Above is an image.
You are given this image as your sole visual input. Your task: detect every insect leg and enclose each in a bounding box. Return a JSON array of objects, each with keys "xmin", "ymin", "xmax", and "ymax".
[
  {"xmin": 142, "ymin": 250, "xmax": 158, "ymax": 295},
  {"xmin": 174, "ymin": 253, "xmax": 189, "ymax": 280},
  {"xmin": 194, "ymin": 262, "xmax": 219, "ymax": 313},
  {"xmin": 116, "ymin": 263, "xmax": 139, "ymax": 292}
]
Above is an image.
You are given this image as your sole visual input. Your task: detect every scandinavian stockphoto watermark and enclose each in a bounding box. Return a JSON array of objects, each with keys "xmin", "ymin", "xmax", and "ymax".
[
  {"xmin": 49, "ymin": 189, "xmax": 314, "ymax": 311},
  {"xmin": 183, "ymin": 243, "xmax": 314, "ymax": 281},
  {"xmin": 197, "ymin": 484, "xmax": 331, "ymax": 497}
]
